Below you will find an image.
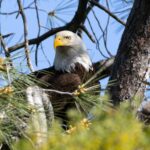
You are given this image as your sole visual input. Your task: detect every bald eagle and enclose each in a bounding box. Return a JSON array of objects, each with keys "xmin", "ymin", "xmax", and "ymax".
[{"xmin": 33, "ymin": 31, "xmax": 99, "ymax": 127}]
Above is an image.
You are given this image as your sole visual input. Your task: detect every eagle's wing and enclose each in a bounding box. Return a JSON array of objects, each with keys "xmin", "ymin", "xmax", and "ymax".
[
  {"xmin": 33, "ymin": 66, "xmax": 82, "ymax": 91},
  {"xmin": 32, "ymin": 67, "xmax": 83, "ymax": 128}
]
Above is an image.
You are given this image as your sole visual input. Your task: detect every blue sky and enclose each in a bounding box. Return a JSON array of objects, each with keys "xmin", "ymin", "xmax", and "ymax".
[{"xmin": 0, "ymin": 0, "xmax": 132, "ymax": 88}]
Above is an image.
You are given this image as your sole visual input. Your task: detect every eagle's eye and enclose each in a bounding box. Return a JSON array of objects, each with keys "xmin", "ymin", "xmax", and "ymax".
[{"xmin": 64, "ymin": 36, "xmax": 71, "ymax": 40}]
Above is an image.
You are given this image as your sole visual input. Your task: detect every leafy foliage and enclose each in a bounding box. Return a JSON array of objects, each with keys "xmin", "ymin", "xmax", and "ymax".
[
  {"xmin": 0, "ymin": 58, "xmax": 38, "ymax": 149},
  {"xmin": 14, "ymin": 102, "xmax": 150, "ymax": 150}
]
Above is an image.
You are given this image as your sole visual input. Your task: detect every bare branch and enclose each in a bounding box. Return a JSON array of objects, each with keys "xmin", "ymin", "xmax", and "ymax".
[
  {"xmin": 43, "ymin": 89, "xmax": 73, "ymax": 96},
  {"xmin": 90, "ymin": 0, "xmax": 126, "ymax": 26},
  {"xmin": 80, "ymin": 25, "xmax": 95, "ymax": 43},
  {"xmin": 17, "ymin": 0, "xmax": 34, "ymax": 72},
  {"xmin": 87, "ymin": 17, "xmax": 108, "ymax": 58},
  {"xmin": 77, "ymin": 0, "xmax": 100, "ymax": 39},
  {"xmin": 84, "ymin": 57, "xmax": 114, "ymax": 86},
  {"xmin": 93, "ymin": 57, "xmax": 114, "ymax": 80},
  {"xmin": 8, "ymin": 26, "xmax": 67, "ymax": 52},
  {"xmin": 0, "ymin": 35, "xmax": 10, "ymax": 58},
  {"xmin": 8, "ymin": 0, "xmax": 89, "ymax": 53},
  {"xmin": 0, "ymin": 7, "xmax": 46, "ymax": 16},
  {"xmin": 0, "ymin": 33, "xmax": 14, "ymax": 39},
  {"xmin": 34, "ymin": 0, "xmax": 41, "ymax": 66},
  {"xmin": 92, "ymin": 9, "xmax": 113, "ymax": 57}
]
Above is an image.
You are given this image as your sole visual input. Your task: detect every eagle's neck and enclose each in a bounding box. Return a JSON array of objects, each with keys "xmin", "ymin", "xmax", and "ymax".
[{"xmin": 54, "ymin": 47, "xmax": 92, "ymax": 73}]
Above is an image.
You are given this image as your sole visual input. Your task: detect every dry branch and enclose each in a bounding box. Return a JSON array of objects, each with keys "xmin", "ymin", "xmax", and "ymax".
[
  {"xmin": 90, "ymin": 0, "xmax": 126, "ymax": 26},
  {"xmin": 8, "ymin": 0, "xmax": 89, "ymax": 53},
  {"xmin": 17, "ymin": 0, "xmax": 34, "ymax": 72},
  {"xmin": 0, "ymin": 35, "xmax": 10, "ymax": 58}
]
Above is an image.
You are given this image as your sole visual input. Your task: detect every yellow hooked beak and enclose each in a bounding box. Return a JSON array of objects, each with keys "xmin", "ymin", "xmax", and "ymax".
[{"xmin": 54, "ymin": 36, "xmax": 64, "ymax": 49}]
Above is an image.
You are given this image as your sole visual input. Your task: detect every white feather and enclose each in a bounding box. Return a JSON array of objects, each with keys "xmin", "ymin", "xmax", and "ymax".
[{"xmin": 54, "ymin": 31, "xmax": 92, "ymax": 72}]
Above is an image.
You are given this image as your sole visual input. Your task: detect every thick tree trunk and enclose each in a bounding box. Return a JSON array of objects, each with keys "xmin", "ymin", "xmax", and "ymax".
[{"xmin": 109, "ymin": 0, "xmax": 150, "ymax": 105}]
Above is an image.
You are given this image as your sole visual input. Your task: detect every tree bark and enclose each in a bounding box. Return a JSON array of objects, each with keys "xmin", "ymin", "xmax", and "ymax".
[{"xmin": 109, "ymin": 0, "xmax": 150, "ymax": 105}]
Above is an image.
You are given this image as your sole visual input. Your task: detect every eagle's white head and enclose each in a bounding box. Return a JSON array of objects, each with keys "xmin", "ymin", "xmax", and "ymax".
[{"xmin": 54, "ymin": 30, "xmax": 92, "ymax": 72}]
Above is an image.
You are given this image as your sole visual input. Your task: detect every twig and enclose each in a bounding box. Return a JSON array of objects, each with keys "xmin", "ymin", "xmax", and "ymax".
[
  {"xmin": 34, "ymin": 0, "xmax": 41, "ymax": 66},
  {"xmin": 40, "ymin": 43, "xmax": 51, "ymax": 66},
  {"xmin": 90, "ymin": 0, "xmax": 126, "ymax": 26},
  {"xmin": 43, "ymin": 89, "xmax": 73, "ymax": 96},
  {"xmin": 0, "ymin": 35, "xmax": 13, "ymax": 85},
  {"xmin": 93, "ymin": 57, "xmax": 114, "ymax": 79},
  {"xmin": 87, "ymin": 17, "xmax": 108, "ymax": 58},
  {"xmin": 0, "ymin": 33, "xmax": 14, "ymax": 39},
  {"xmin": 80, "ymin": 25, "xmax": 95, "ymax": 43},
  {"xmin": 0, "ymin": 7, "xmax": 46, "ymax": 16},
  {"xmin": 17, "ymin": 0, "xmax": 34, "ymax": 72},
  {"xmin": 15, "ymin": 88, "xmax": 73, "ymax": 96},
  {"xmin": 85, "ymin": 57, "xmax": 114, "ymax": 86},
  {"xmin": 92, "ymin": 9, "xmax": 113, "ymax": 57},
  {"xmin": 0, "ymin": 35, "xmax": 10, "ymax": 58}
]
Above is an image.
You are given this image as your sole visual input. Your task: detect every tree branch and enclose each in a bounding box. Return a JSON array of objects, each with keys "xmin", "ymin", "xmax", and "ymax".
[
  {"xmin": 93, "ymin": 57, "xmax": 114, "ymax": 80},
  {"xmin": 34, "ymin": 0, "xmax": 41, "ymax": 66},
  {"xmin": 0, "ymin": 35, "xmax": 10, "ymax": 58},
  {"xmin": 8, "ymin": 0, "xmax": 89, "ymax": 53},
  {"xmin": 17, "ymin": 0, "xmax": 34, "ymax": 72},
  {"xmin": 90, "ymin": 0, "xmax": 126, "ymax": 26}
]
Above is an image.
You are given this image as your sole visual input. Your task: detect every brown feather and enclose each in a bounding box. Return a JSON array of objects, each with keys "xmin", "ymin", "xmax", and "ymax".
[{"xmin": 32, "ymin": 63, "xmax": 98, "ymax": 128}]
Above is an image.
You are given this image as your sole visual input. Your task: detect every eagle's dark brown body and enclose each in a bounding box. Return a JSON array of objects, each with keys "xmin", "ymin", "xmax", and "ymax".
[{"xmin": 33, "ymin": 63, "xmax": 97, "ymax": 127}]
